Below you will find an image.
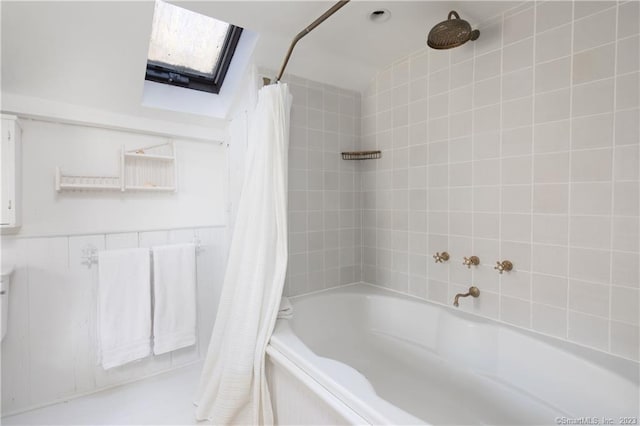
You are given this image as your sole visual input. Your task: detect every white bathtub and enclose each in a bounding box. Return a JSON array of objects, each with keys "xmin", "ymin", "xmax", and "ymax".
[{"xmin": 267, "ymin": 283, "xmax": 639, "ymax": 425}]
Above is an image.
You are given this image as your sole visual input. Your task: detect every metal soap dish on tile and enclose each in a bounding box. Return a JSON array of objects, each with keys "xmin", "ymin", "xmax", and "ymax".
[{"xmin": 341, "ymin": 150, "xmax": 381, "ymax": 160}]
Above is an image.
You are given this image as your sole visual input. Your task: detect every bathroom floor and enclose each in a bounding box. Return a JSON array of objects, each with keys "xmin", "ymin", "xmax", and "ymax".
[{"xmin": 2, "ymin": 362, "xmax": 203, "ymax": 425}]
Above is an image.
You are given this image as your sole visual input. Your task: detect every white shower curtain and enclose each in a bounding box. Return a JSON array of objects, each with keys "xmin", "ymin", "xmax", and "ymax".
[{"xmin": 194, "ymin": 82, "xmax": 292, "ymax": 425}]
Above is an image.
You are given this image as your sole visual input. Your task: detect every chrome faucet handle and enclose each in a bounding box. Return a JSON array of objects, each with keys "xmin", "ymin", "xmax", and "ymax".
[
  {"xmin": 462, "ymin": 256, "xmax": 480, "ymax": 269},
  {"xmin": 433, "ymin": 251, "xmax": 450, "ymax": 263},
  {"xmin": 453, "ymin": 286, "xmax": 480, "ymax": 307},
  {"xmin": 494, "ymin": 260, "xmax": 513, "ymax": 274}
]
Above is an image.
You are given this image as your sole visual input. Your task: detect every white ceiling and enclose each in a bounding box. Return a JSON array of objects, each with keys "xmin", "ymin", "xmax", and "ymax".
[
  {"xmin": 184, "ymin": 1, "xmax": 520, "ymax": 89},
  {"xmin": 1, "ymin": 1, "xmax": 520, "ymax": 120}
]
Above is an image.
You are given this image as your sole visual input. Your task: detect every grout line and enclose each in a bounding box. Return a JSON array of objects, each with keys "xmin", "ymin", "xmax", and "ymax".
[
  {"xmin": 565, "ymin": 0, "xmax": 576, "ymax": 342},
  {"xmin": 446, "ymin": 44, "xmax": 453, "ymax": 304},
  {"xmin": 607, "ymin": 1, "xmax": 621, "ymax": 354},
  {"xmin": 468, "ymin": 28, "xmax": 478, "ymax": 311},
  {"xmin": 497, "ymin": 9, "xmax": 505, "ymax": 322},
  {"xmin": 528, "ymin": 0, "xmax": 537, "ymax": 330},
  {"xmin": 424, "ymin": 48, "xmax": 431, "ymax": 300},
  {"xmin": 362, "ymin": 105, "xmax": 638, "ymax": 133}
]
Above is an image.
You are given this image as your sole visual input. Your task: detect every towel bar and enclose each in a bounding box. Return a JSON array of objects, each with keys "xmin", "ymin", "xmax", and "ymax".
[{"xmin": 81, "ymin": 238, "xmax": 204, "ymax": 269}]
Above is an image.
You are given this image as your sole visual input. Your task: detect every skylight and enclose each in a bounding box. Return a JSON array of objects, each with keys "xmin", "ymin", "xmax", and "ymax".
[{"xmin": 146, "ymin": 0, "xmax": 243, "ymax": 94}]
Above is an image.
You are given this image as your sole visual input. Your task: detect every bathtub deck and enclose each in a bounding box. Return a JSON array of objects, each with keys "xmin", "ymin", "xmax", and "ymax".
[{"xmin": 2, "ymin": 362, "xmax": 204, "ymax": 425}]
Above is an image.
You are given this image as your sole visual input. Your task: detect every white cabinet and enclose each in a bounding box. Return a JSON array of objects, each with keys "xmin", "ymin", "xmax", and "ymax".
[{"xmin": 1, "ymin": 115, "xmax": 21, "ymax": 230}]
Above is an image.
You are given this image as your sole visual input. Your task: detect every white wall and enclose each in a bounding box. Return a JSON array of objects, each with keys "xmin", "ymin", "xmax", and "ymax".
[
  {"xmin": 18, "ymin": 119, "xmax": 227, "ymax": 237},
  {"xmin": 1, "ymin": 118, "xmax": 230, "ymax": 415},
  {"xmin": 1, "ymin": 226, "xmax": 227, "ymax": 415},
  {"xmin": 360, "ymin": 1, "xmax": 639, "ymax": 361}
]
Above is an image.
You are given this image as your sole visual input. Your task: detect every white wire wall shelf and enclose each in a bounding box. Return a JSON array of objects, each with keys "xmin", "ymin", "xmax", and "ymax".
[{"xmin": 56, "ymin": 142, "xmax": 177, "ymax": 193}]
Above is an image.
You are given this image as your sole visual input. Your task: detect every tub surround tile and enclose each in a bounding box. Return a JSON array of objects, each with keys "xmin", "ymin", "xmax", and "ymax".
[
  {"xmin": 536, "ymin": 1, "xmax": 572, "ymax": 33},
  {"xmin": 568, "ymin": 311, "xmax": 610, "ymax": 351},
  {"xmin": 501, "ymin": 296, "xmax": 532, "ymax": 328},
  {"xmin": 569, "ymin": 216, "xmax": 611, "ymax": 249},
  {"xmin": 573, "ymin": 8, "xmax": 616, "ymax": 53},
  {"xmin": 532, "ymin": 303, "xmax": 568, "ymax": 339},
  {"xmin": 536, "ymin": 24, "xmax": 572, "ymax": 64},
  {"xmin": 611, "ymin": 321, "xmax": 640, "ymax": 360},
  {"xmin": 616, "ymin": 36, "xmax": 639, "ymax": 75},
  {"xmin": 532, "ymin": 273, "xmax": 569, "ymax": 308},
  {"xmin": 571, "ymin": 113, "xmax": 613, "ymax": 150},
  {"xmin": 274, "ymin": 1, "xmax": 640, "ymax": 363},
  {"xmin": 611, "ymin": 286, "xmax": 640, "ymax": 326},
  {"xmin": 568, "ymin": 280, "xmax": 610, "ymax": 318},
  {"xmin": 285, "ymin": 75, "xmax": 362, "ymax": 296},
  {"xmin": 617, "ymin": 0, "xmax": 640, "ymax": 38},
  {"xmin": 611, "ymin": 251, "xmax": 639, "ymax": 288}
]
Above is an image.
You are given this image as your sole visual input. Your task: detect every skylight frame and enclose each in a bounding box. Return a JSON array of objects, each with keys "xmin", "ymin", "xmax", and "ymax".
[{"xmin": 145, "ymin": 5, "xmax": 243, "ymax": 95}]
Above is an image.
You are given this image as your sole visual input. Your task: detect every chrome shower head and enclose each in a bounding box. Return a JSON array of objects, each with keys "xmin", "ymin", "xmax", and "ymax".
[{"xmin": 427, "ymin": 11, "xmax": 480, "ymax": 50}]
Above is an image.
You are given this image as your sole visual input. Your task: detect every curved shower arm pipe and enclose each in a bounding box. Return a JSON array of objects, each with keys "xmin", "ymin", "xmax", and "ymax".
[{"xmin": 269, "ymin": 0, "xmax": 350, "ymax": 84}]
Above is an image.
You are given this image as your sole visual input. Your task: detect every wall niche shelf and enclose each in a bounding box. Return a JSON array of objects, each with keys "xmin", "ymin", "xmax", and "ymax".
[
  {"xmin": 341, "ymin": 150, "xmax": 381, "ymax": 160},
  {"xmin": 56, "ymin": 142, "xmax": 177, "ymax": 193}
]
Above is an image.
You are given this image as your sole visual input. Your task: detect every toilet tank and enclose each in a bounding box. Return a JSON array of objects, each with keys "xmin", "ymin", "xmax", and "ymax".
[{"xmin": 1, "ymin": 267, "xmax": 13, "ymax": 342}]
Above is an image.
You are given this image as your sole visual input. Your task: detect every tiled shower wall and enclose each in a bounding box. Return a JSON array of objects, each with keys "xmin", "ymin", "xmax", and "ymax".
[
  {"xmin": 284, "ymin": 75, "xmax": 362, "ymax": 296},
  {"xmin": 360, "ymin": 1, "xmax": 639, "ymax": 360}
]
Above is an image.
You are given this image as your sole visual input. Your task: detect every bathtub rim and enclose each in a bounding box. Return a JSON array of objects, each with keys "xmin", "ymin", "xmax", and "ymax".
[
  {"xmin": 269, "ymin": 317, "xmax": 427, "ymax": 425},
  {"xmin": 265, "ymin": 345, "xmax": 370, "ymax": 425},
  {"xmin": 287, "ymin": 281, "xmax": 640, "ymax": 380},
  {"xmin": 270, "ymin": 282, "xmax": 639, "ymax": 425}
]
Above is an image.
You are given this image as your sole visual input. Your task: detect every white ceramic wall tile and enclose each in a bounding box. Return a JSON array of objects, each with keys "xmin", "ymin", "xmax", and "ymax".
[
  {"xmin": 572, "ymin": 43, "xmax": 615, "ymax": 84},
  {"xmin": 536, "ymin": 24, "xmax": 572, "ymax": 63},
  {"xmin": 569, "ymin": 216, "xmax": 611, "ymax": 249},
  {"xmin": 617, "ymin": 35, "xmax": 639, "ymax": 75},
  {"xmin": 533, "ymin": 214, "xmax": 569, "ymax": 245},
  {"xmin": 617, "ymin": 0, "xmax": 640, "ymax": 39},
  {"xmin": 284, "ymin": 74, "xmax": 362, "ymax": 296},
  {"xmin": 569, "ymin": 279, "xmax": 609, "ymax": 318},
  {"xmin": 614, "ymin": 108, "xmax": 639, "ymax": 146},
  {"xmin": 535, "ymin": 58, "xmax": 571, "ymax": 94},
  {"xmin": 611, "ymin": 251, "xmax": 640, "ymax": 288},
  {"xmin": 536, "ymin": 1, "xmax": 573, "ymax": 33},
  {"xmin": 611, "ymin": 286, "xmax": 640, "ymax": 325},
  {"xmin": 573, "ymin": 8, "xmax": 616, "ymax": 53},
  {"xmin": 532, "ymin": 302, "xmax": 567, "ymax": 338},
  {"xmin": 568, "ymin": 311, "xmax": 609, "ymax": 351},
  {"xmin": 358, "ymin": 1, "xmax": 638, "ymax": 360},
  {"xmin": 500, "ymin": 296, "xmax": 531, "ymax": 327},
  {"xmin": 611, "ymin": 321, "xmax": 640, "ymax": 360},
  {"xmin": 571, "ymin": 113, "xmax": 613, "ymax": 150},
  {"xmin": 532, "ymin": 273, "xmax": 568, "ymax": 307},
  {"xmin": 573, "ymin": 1, "xmax": 615, "ymax": 20}
]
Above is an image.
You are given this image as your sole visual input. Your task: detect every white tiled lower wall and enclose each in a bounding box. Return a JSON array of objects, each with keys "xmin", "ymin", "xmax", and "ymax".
[
  {"xmin": 283, "ymin": 74, "xmax": 363, "ymax": 296},
  {"xmin": 0, "ymin": 226, "xmax": 227, "ymax": 415},
  {"xmin": 360, "ymin": 1, "xmax": 639, "ymax": 360}
]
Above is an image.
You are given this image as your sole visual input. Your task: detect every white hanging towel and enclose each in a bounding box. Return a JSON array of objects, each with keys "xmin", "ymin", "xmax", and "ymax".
[
  {"xmin": 98, "ymin": 248, "xmax": 151, "ymax": 370},
  {"xmin": 152, "ymin": 243, "xmax": 197, "ymax": 355},
  {"xmin": 194, "ymin": 81, "xmax": 291, "ymax": 424}
]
